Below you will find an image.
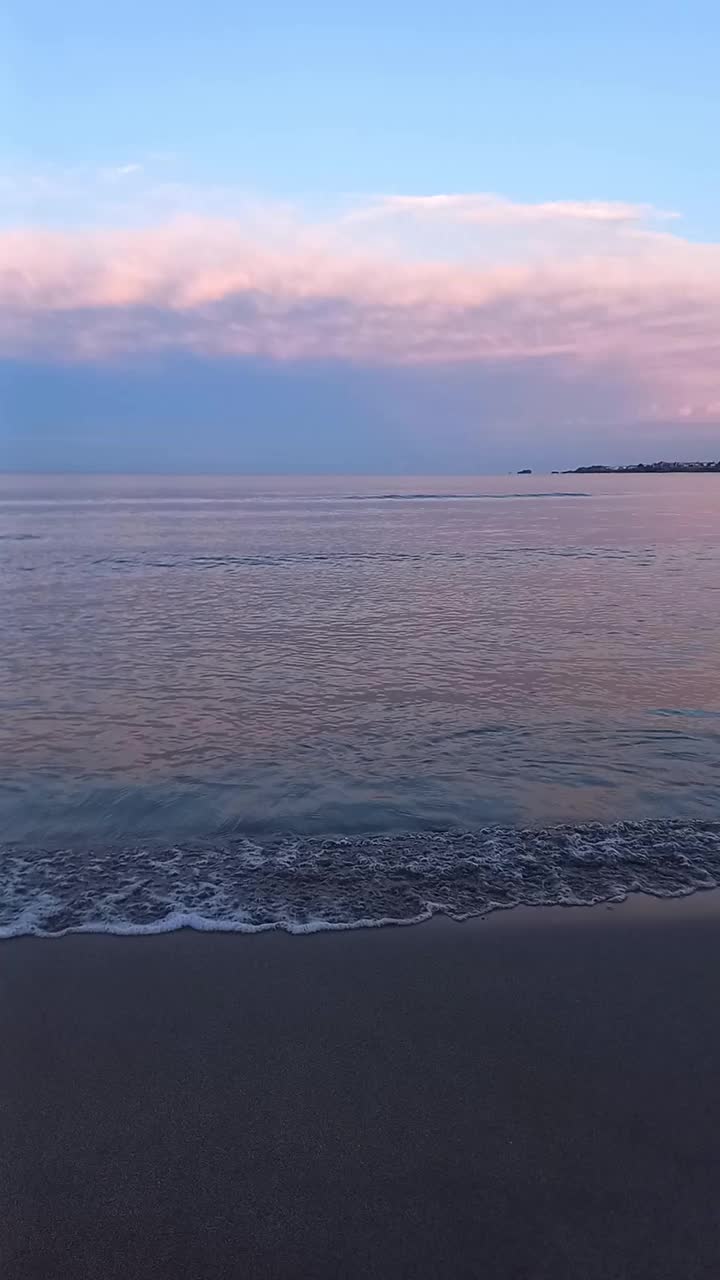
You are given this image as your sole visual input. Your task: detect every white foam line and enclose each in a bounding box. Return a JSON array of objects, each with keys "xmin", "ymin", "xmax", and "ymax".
[
  {"xmin": 0, "ymin": 891, "xmax": 706, "ymax": 941},
  {"xmin": 0, "ymin": 900, "xmax": 443, "ymax": 940}
]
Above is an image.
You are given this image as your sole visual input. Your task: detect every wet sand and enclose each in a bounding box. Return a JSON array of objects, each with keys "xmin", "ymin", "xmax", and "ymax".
[{"xmin": 3, "ymin": 895, "xmax": 720, "ymax": 1279}]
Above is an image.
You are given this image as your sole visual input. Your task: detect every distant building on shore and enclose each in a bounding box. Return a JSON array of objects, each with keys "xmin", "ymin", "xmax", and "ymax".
[{"xmin": 565, "ymin": 460, "xmax": 720, "ymax": 474}]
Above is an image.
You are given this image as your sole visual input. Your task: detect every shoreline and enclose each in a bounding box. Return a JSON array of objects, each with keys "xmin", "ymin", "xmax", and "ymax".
[
  {"xmin": 5, "ymin": 815, "xmax": 720, "ymax": 939},
  {"xmin": 5, "ymin": 891, "xmax": 720, "ymax": 1277},
  {"xmin": 3, "ymin": 881, "xmax": 720, "ymax": 941}
]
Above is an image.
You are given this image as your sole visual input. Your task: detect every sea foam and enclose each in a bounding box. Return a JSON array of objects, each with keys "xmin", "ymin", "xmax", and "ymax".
[{"xmin": 1, "ymin": 819, "xmax": 720, "ymax": 939}]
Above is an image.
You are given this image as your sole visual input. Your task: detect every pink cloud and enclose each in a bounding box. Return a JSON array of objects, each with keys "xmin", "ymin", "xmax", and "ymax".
[
  {"xmin": 1, "ymin": 198, "xmax": 719, "ymax": 425},
  {"xmin": 346, "ymin": 193, "xmax": 679, "ymax": 227}
]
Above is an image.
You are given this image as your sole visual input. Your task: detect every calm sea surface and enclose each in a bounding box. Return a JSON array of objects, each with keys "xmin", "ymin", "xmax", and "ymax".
[{"xmin": 2, "ymin": 473, "xmax": 720, "ymax": 934}]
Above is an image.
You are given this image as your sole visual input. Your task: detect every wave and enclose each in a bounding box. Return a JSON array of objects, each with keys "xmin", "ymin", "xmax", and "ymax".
[
  {"xmin": 346, "ymin": 492, "xmax": 589, "ymax": 501},
  {"xmin": 2, "ymin": 819, "xmax": 720, "ymax": 939},
  {"xmin": 90, "ymin": 549, "xmax": 470, "ymax": 570},
  {"xmin": 85, "ymin": 545, "xmax": 649, "ymax": 572}
]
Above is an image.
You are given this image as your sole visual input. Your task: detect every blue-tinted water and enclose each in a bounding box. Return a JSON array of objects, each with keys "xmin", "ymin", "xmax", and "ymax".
[{"xmin": 2, "ymin": 472, "xmax": 720, "ymax": 934}]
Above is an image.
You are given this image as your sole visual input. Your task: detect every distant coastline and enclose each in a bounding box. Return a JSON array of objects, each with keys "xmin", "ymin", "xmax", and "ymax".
[{"xmin": 562, "ymin": 460, "xmax": 720, "ymax": 474}]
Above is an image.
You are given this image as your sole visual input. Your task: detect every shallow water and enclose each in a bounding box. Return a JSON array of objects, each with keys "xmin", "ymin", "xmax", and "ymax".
[{"xmin": 2, "ymin": 472, "xmax": 719, "ymax": 934}]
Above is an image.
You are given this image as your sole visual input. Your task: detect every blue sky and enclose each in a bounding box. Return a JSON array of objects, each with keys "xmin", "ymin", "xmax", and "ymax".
[{"xmin": 3, "ymin": 1, "xmax": 720, "ymax": 471}]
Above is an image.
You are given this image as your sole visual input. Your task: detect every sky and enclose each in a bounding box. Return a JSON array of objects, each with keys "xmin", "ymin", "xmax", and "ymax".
[{"xmin": 3, "ymin": 1, "xmax": 720, "ymax": 472}]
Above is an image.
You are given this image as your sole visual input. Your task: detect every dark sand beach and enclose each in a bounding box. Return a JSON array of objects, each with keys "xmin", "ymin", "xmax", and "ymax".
[{"xmin": 4, "ymin": 895, "xmax": 720, "ymax": 1279}]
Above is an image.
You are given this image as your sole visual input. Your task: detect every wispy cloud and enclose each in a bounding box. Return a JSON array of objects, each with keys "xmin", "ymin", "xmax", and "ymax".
[
  {"xmin": 345, "ymin": 193, "xmax": 679, "ymax": 227},
  {"xmin": 99, "ymin": 163, "xmax": 144, "ymax": 182}
]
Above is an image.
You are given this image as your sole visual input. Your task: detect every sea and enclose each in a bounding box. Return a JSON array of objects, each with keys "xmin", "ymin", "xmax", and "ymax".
[{"xmin": 2, "ymin": 472, "xmax": 720, "ymax": 937}]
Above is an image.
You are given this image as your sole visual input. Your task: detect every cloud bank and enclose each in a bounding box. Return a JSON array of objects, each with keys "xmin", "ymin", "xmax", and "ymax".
[{"xmin": 2, "ymin": 178, "xmax": 720, "ymax": 432}]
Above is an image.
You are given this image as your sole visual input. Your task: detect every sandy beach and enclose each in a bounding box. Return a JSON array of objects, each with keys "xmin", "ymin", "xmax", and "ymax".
[{"xmin": 3, "ymin": 895, "xmax": 720, "ymax": 1279}]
